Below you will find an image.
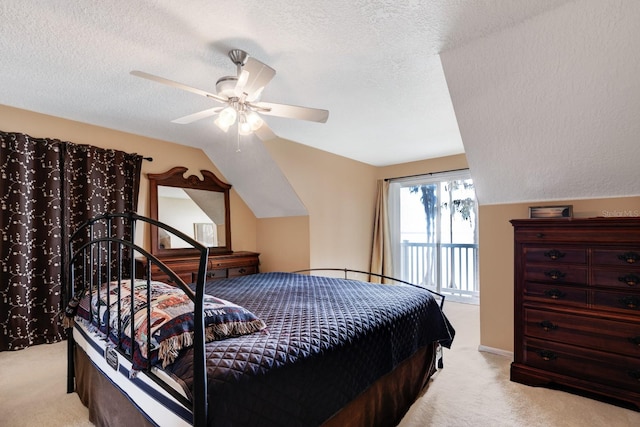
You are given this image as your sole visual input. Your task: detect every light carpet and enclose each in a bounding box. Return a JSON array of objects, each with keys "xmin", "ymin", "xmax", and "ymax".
[
  {"xmin": 1, "ymin": 302, "xmax": 639, "ymax": 426},
  {"xmin": 398, "ymin": 302, "xmax": 640, "ymax": 427}
]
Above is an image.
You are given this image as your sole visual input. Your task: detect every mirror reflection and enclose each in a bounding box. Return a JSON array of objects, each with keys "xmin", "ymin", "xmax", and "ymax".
[
  {"xmin": 148, "ymin": 166, "xmax": 232, "ymax": 256},
  {"xmin": 157, "ymin": 186, "xmax": 226, "ymax": 248}
]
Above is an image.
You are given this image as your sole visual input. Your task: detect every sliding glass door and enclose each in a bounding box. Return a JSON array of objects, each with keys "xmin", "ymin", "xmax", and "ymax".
[{"xmin": 388, "ymin": 170, "xmax": 479, "ymax": 303}]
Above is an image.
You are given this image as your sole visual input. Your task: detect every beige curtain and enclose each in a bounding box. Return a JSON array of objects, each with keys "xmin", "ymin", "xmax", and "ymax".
[{"xmin": 369, "ymin": 179, "xmax": 393, "ymax": 284}]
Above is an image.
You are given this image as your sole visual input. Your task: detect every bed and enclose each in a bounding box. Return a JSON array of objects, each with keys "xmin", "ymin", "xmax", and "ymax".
[{"xmin": 65, "ymin": 212, "xmax": 455, "ymax": 426}]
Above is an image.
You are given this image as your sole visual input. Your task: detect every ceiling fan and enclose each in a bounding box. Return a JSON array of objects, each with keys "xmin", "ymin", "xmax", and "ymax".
[{"xmin": 131, "ymin": 49, "xmax": 329, "ymax": 142}]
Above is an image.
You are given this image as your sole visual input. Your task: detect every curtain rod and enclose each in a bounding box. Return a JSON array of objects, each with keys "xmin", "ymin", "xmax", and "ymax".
[{"xmin": 384, "ymin": 167, "xmax": 468, "ymax": 182}]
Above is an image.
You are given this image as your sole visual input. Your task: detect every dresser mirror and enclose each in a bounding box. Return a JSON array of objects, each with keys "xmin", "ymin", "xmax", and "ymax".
[{"xmin": 148, "ymin": 166, "xmax": 232, "ymax": 256}]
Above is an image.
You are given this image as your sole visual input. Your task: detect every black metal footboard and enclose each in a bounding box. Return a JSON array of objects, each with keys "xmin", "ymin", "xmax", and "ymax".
[
  {"xmin": 65, "ymin": 212, "xmax": 209, "ymax": 426},
  {"xmin": 291, "ymin": 268, "xmax": 446, "ymax": 309}
]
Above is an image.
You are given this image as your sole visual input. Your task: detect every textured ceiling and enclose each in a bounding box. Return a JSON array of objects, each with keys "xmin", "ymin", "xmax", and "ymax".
[
  {"xmin": 0, "ymin": 0, "xmax": 571, "ymax": 166},
  {"xmin": 0, "ymin": 0, "xmax": 576, "ymax": 217}
]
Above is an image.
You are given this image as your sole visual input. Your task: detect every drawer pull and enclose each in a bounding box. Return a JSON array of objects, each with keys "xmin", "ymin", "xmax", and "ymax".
[
  {"xmin": 628, "ymin": 336, "xmax": 640, "ymax": 346},
  {"xmin": 238, "ymin": 268, "xmax": 246, "ymax": 274},
  {"xmin": 544, "ymin": 270, "xmax": 565, "ymax": 281},
  {"xmin": 618, "ymin": 274, "xmax": 640, "ymax": 287},
  {"xmin": 539, "ymin": 320, "xmax": 558, "ymax": 332},
  {"xmin": 618, "ymin": 252, "xmax": 640, "ymax": 264},
  {"xmin": 619, "ymin": 296, "xmax": 640, "ymax": 309},
  {"xmin": 544, "ymin": 289, "xmax": 566, "ymax": 299},
  {"xmin": 628, "ymin": 370, "xmax": 640, "ymax": 381},
  {"xmin": 544, "ymin": 249, "xmax": 565, "ymax": 261},
  {"xmin": 537, "ymin": 350, "xmax": 557, "ymax": 361},
  {"xmin": 536, "ymin": 233, "xmax": 545, "ymax": 239}
]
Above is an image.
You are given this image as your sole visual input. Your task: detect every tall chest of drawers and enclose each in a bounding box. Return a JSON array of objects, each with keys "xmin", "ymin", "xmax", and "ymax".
[{"xmin": 511, "ymin": 218, "xmax": 640, "ymax": 409}]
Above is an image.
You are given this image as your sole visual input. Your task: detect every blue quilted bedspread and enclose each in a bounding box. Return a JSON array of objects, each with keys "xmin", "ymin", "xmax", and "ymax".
[{"xmin": 165, "ymin": 272, "xmax": 455, "ymax": 426}]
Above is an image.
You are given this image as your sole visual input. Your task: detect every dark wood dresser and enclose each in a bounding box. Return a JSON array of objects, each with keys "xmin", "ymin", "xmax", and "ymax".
[
  {"xmin": 511, "ymin": 218, "xmax": 640, "ymax": 409},
  {"xmin": 137, "ymin": 251, "xmax": 259, "ymax": 285}
]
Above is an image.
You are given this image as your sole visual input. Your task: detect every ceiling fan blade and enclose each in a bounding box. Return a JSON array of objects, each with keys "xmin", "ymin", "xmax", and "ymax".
[
  {"xmin": 130, "ymin": 70, "xmax": 227, "ymax": 103},
  {"xmin": 253, "ymin": 101, "xmax": 329, "ymax": 123},
  {"xmin": 234, "ymin": 70, "xmax": 250, "ymax": 97},
  {"xmin": 171, "ymin": 107, "xmax": 223, "ymax": 124},
  {"xmin": 241, "ymin": 57, "xmax": 276, "ymax": 101},
  {"xmin": 254, "ymin": 122, "xmax": 279, "ymax": 141}
]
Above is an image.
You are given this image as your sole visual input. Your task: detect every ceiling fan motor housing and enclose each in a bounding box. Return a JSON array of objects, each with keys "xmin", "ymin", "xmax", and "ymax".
[{"xmin": 216, "ymin": 76, "xmax": 238, "ymax": 98}]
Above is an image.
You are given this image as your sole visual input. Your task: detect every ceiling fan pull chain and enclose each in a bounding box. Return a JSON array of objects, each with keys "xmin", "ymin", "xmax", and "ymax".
[{"xmin": 236, "ymin": 124, "xmax": 241, "ymax": 153}]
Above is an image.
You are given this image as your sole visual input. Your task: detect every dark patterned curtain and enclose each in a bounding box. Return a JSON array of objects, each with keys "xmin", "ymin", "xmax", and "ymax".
[{"xmin": 0, "ymin": 132, "xmax": 142, "ymax": 351}]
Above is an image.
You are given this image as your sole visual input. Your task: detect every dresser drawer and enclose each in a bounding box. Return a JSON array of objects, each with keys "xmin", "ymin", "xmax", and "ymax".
[
  {"xmin": 524, "ymin": 247, "xmax": 586, "ymax": 264},
  {"xmin": 592, "ymin": 268, "xmax": 640, "ymax": 290},
  {"xmin": 524, "ymin": 265, "xmax": 587, "ymax": 285},
  {"xmin": 593, "ymin": 291, "xmax": 640, "ymax": 313},
  {"xmin": 523, "ymin": 337, "xmax": 640, "ymax": 392},
  {"xmin": 205, "ymin": 268, "xmax": 228, "ymax": 280},
  {"xmin": 228, "ymin": 265, "xmax": 257, "ymax": 277},
  {"xmin": 524, "ymin": 308, "xmax": 640, "ymax": 357},
  {"xmin": 593, "ymin": 249, "xmax": 640, "ymax": 267},
  {"xmin": 523, "ymin": 283, "xmax": 587, "ymax": 306},
  {"xmin": 523, "ymin": 282, "xmax": 588, "ymax": 306}
]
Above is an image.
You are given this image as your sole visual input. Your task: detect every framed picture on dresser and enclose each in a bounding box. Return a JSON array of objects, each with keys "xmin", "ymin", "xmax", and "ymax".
[{"xmin": 528, "ymin": 205, "xmax": 573, "ymax": 219}]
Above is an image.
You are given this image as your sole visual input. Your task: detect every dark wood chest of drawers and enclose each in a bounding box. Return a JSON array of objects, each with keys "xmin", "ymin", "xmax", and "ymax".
[
  {"xmin": 511, "ymin": 218, "xmax": 640, "ymax": 409},
  {"xmin": 136, "ymin": 251, "xmax": 259, "ymax": 285}
]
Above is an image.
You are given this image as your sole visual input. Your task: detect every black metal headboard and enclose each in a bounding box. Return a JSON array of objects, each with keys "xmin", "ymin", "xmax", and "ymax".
[{"xmin": 65, "ymin": 212, "xmax": 209, "ymax": 426}]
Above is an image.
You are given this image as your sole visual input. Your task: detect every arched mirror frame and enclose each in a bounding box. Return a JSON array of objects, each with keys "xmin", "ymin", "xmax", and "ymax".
[{"xmin": 148, "ymin": 166, "xmax": 232, "ymax": 256}]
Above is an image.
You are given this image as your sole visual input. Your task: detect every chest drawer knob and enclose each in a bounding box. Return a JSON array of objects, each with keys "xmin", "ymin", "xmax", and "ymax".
[
  {"xmin": 619, "ymin": 296, "xmax": 640, "ymax": 309},
  {"xmin": 544, "ymin": 288, "xmax": 566, "ymax": 299},
  {"xmin": 539, "ymin": 320, "xmax": 558, "ymax": 332},
  {"xmin": 544, "ymin": 270, "xmax": 566, "ymax": 281},
  {"xmin": 619, "ymin": 252, "xmax": 640, "ymax": 264},
  {"xmin": 618, "ymin": 274, "xmax": 640, "ymax": 287},
  {"xmin": 544, "ymin": 249, "xmax": 565, "ymax": 260},
  {"xmin": 628, "ymin": 336, "xmax": 640, "ymax": 346},
  {"xmin": 537, "ymin": 350, "xmax": 557, "ymax": 361}
]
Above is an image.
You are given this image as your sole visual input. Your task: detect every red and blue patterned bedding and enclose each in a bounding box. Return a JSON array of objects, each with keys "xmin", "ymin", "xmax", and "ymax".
[
  {"xmin": 72, "ymin": 279, "xmax": 266, "ymax": 370},
  {"xmin": 165, "ymin": 272, "xmax": 455, "ymax": 426}
]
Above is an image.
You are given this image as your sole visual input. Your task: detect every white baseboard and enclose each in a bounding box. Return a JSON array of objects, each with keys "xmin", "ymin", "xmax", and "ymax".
[{"xmin": 478, "ymin": 345, "xmax": 513, "ymax": 359}]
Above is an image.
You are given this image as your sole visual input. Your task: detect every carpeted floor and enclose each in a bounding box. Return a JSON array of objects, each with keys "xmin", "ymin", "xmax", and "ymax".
[
  {"xmin": 398, "ymin": 302, "xmax": 640, "ymax": 427},
  {"xmin": 1, "ymin": 302, "xmax": 639, "ymax": 426}
]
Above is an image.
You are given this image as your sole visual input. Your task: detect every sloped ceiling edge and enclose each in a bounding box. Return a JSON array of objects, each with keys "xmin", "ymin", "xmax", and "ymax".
[{"xmin": 441, "ymin": 0, "xmax": 640, "ymax": 206}]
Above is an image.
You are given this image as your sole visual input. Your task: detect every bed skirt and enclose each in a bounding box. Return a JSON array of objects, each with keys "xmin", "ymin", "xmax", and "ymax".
[{"xmin": 74, "ymin": 342, "xmax": 437, "ymax": 427}]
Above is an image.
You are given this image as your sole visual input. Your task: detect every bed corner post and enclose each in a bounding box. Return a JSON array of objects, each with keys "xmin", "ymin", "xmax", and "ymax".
[
  {"xmin": 67, "ymin": 329, "xmax": 75, "ymax": 393},
  {"xmin": 66, "ymin": 239, "xmax": 75, "ymax": 394},
  {"xmin": 193, "ymin": 247, "xmax": 209, "ymax": 427}
]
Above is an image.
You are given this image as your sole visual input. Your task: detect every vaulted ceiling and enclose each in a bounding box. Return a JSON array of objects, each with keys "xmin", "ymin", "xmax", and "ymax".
[{"xmin": 2, "ymin": 1, "xmax": 638, "ymax": 216}]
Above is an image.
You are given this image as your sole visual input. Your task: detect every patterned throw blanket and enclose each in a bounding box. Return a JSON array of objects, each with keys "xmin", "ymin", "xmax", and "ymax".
[{"xmin": 70, "ymin": 279, "xmax": 266, "ymax": 369}]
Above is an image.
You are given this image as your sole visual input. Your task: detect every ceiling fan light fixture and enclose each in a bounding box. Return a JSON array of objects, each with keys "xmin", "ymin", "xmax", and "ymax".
[
  {"xmin": 238, "ymin": 113, "xmax": 253, "ymax": 135},
  {"xmin": 245, "ymin": 110, "xmax": 264, "ymax": 131},
  {"xmin": 215, "ymin": 106, "xmax": 237, "ymax": 131}
]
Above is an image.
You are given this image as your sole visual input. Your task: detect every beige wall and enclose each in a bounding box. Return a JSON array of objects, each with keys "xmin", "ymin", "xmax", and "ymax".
[
  {"xmin": 262, "ymin": 137, "xmax": 378, "ymax": 274},
  {"xmin": 0, "ymin": 104, "xmax": 258, "ymax": 252},
  {"xmin": 11, "ymin": 104, "xmax": 639, "ymax": 355},
  {"xmin": 375, "ymin": 154, "xmax": 468, "ymax": 181},
  {"xmin": 257, "ymin": 216, "xmax": 310, "ymax": 272}
]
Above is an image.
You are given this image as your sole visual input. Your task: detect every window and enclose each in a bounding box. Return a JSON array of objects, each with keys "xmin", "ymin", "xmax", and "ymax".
[{"xmin": 388, "ymin": 170, "xmax": 479, "ymax": 303}]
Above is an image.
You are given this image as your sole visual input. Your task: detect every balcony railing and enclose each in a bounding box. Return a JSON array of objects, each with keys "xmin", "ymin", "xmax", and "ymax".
[{"xmin": 401, "ymin": 241, "xmax": 479, "ymax": 303}]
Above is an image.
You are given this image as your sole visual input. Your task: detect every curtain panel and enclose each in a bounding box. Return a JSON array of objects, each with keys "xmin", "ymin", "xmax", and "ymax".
[
  {"xmin": 369, "ymin": 179, "xmax": 393, "ymax": 284},
  {"xmin": 0, "ymin": 131, "xmax": 142, "ymax": 351}
]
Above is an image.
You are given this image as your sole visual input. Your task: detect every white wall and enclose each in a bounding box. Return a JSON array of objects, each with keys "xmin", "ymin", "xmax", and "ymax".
[{"xmin": 441, "ymin": 0, "xmax": 640, "ymax": 206}]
